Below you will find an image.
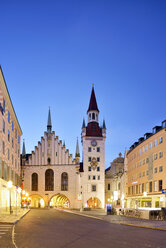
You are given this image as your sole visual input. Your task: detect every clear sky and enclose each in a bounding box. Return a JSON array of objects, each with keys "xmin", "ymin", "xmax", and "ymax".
[{"xmin": 0, "ymin": 0, "xmax": 166, "ymax": 168}]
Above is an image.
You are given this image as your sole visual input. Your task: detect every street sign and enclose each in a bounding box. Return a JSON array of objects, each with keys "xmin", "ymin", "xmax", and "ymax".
[{"xmin": 162, "ymin": 189, "xmax": 166, "ymax": 193}]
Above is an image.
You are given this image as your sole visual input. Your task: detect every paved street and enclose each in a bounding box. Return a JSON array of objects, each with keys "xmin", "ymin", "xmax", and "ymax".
[
  {"xmin": 0, "ymin": 224, "xmax": 13, "ymax": 248},
  {"xmin": 10, "ymin": 209, "xmax": 166, "ymax": 248}
]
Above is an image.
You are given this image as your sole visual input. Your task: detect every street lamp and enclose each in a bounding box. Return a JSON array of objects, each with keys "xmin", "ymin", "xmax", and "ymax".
[{"xmin": 7, "ymin": 181, "xmax": 13, "ymax": 214}]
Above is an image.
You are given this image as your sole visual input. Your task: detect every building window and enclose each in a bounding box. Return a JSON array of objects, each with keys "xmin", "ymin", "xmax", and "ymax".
[
  {"xmin": 108, "ymin": 183, "xmax": 110, "ymax": 190},
  {"xmin": 142, "ymin": 159, "xmax": 145, "ymax": 165},
  {"xmin": 159, "ymin": 166, "xmax": 163, "ymax": 172},
  {"xmin": 97, "ymin": 157, "xmax": 100, "ymax": 162},
  {"xmin": 154, "ymin": 181, "xmax": 157, "ymax": 192},
  {"xmin": 89, "ymin": 113, "xmax": 91, "ymax": 121},
  {"xmin": 159, "ymin": 137, "xmax": 163, "ymax": 144},
  {"xmin": 8, "ymin": 130, "xmax": 10, "ymax": 142},
  {"xmin": 88, "ymin": 147, "xmax": 91, "ymax": 152},
  {"xmin": 146, "ymin": 158, "xmax": 149, "ymax": 163},
  {"xmin": 88, "ymin": 175, "xmax": 91, "ymax": 180},
  {"xmin": 146, "ymin": 170, "xmax": 149, "ymax": 176},
  {"xmin": 159, "ymin": 151, "xmax": 163, "ymax": 159},
  {"xmin": 12, "ymin": 138, "xmax": 14, "ymax": 148},
  {"xmin": 15, "ymin": 129, "xmax": 17, "ymax": 138},
  {"xmin": 12, "ymin": 121, "xmax": 14, "ymax": 131},
  {"xmin": 8, "ymin": 149, "xmax": 10, "ymax": 160},
  {"xmin": 136, "ymin": 185, "xmax": 138, "ymax": 194},
  {"xmin": 92, "ymin": 185, "xmax": 96, "ymax": 192},
  {"xmin": 98, "ymin": 175, "xmax": 100, "ymax": 180},
  {"xmin": 88, "ymin": 157, "xmax": 92, "ymax": 162},
  {"xmin": 97, "ymin": 147, "xmax": 100, "ymax": 152},
  {"xmin": 154, "ymin": 153, "xmax": 157, "ymax": 160},
  {"xmin": 149, "ymin": 182, "xmax": 152, "ymax": 192},
  {"xmin": 159, "ymin": 180, "xmax": 162, "ymax": 191},
  {"xmin": 8, "ymin": 111, "xmax": 10, "ymax": 123},
  {"xmin": 61, "ymin": 172, "xmax": 68, "ymax": 191},
  {"xmin": 2, "ymin": 141, "xmax": 5, "ymax": 155},
  {"xmin": 88, "ymin": 166, "xmax": 91, "ymax": 171},
  {"xmin": 142, "ymin": 171, "xmax": 145, "ymax": 177},
  {"xmin": 32, "ymin": 173, "xmax": 38, "ymax": 191},
  {"xmin": 139, "ymin": 184, "xmax": 141, "ymax": 193},
  {"xmin": 18, "ymin": 135, "xmax": 20, "ymax": 144},
  {"xmin": 146, "ymin": 144, "xmax": 148, "ymax": 151},
  {"xmin": 15, "ymin": 144, "xmax": 17, "ymax": 153},
  {"xmin": 142, "ymin": 183, "xmax": 144, "ymax": 193},
  {"xmin": 118, "ymin": 183, "xmax": 120, "ymax": 190},
  {"xmin": 45, "ymin": 169, "xmax": 54, "ymax": 191},
  {"xmin": 150, "ymin": 142, "xmax": 152, "ymax": 149},
  {"xmin": 154, "ymin": 139, "xmax": 157, "ymax": 147},
  {"xmin": 143, "ymin": 147, "xmax": 145, "ymax": 153},
  {"xmin": 3, "ymin": 120, "xmax": 5, "ymax": 133},
  {"xmin": 92, "ymin": 113, "xmax": 95, "ymax": 120},
  {"xmin": 15, "ymin": 159, "xmax": 17, "ymax": 168},
  {"xmin": 93, "ymin": 175, "xmax": 96, "ymax": 180},
  {"xmin": 97, "ymin": 167, "xmax": 100, "ymax": 171},
  {"xmin": 3, "ymin": 98, "xmax": 5, "ymax": 111},
  {"xmin": 154, "ymin": 167, "xmax": 157, "ymax": 173}
]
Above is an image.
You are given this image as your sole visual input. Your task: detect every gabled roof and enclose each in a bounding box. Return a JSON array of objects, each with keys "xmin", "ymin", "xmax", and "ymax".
[{"xmin": 87, "ymin": 86, "xmax": 99, "ymax": 113}]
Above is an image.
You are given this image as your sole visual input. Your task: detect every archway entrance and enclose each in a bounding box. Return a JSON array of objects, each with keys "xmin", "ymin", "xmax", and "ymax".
[
  {"xmin": 29, "ymin": 195, "xmax": 45, "ymax": 208},
  {"xmin": 87, "ymin": 197, "xmax": 101, "ymax": 208},
  {"xmin": 50, "ymin": 194, "xmax": 70, "ymax": 208}
]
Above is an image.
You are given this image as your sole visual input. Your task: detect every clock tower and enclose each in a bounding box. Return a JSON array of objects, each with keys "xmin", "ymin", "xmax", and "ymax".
[{"xmin": 81, "ymin": 86, "xmax": 106, "ymax": 209}]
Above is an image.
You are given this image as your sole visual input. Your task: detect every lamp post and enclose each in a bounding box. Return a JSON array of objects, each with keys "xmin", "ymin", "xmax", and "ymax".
[{"xmin": 7, "ymin": 181, "xmax": 13, "ymax": 214}]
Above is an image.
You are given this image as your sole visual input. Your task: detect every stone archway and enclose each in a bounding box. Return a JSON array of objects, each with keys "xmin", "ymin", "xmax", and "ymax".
[
  {"xmin": 49, "ymin": 194, "xmax": 70, "ymax": 208},
  {"xmin": 29, "ymin": 194, "xmax": 45, "ymax": 208},
  {"xmin": 87, "ymin": 197, "xmax": 102, "ymax": 209}
]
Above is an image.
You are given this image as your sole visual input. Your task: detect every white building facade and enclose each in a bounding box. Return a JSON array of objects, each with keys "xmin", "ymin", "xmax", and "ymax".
[{"xmin": 22, "ymin": 86, "xmax": 106, "ymax": 209}]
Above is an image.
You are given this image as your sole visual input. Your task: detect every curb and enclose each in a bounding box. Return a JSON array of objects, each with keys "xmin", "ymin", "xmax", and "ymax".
[
  {"xmin": 119, "ymin": 222, "xmax": 166, "ymax": 231},
  {"xmin": 56, "ymin": 209, "xmax": 166, "ymax": 231}
]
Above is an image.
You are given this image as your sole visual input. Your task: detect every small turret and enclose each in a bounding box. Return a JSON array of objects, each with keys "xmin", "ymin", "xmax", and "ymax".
[
  {"xmin": 102, "ymin": 119, "xmax": 106, "ymax": 137},
  {"xmin": 75, "ymin": 137, "xmax": 80, "ymax": 164}
]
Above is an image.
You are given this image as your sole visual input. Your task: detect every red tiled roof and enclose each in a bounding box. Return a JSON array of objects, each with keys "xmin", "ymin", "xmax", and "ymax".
[{"xmin": 86, "ymin": 122, "xmax": 102, "ymax": 137}]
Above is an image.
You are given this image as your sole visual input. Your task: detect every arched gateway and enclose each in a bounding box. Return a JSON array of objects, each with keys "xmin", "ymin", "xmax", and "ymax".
[
  {"xmin": 49, "ymin": 194, "xmax": 70, "ymax": 208},
  {"xmin": 87, "ymin": 197, "xmax": 102, "ymax": 208},
  {"xmin": 29, "ymin": 194, "xmax": 45, "ymax": 208}
]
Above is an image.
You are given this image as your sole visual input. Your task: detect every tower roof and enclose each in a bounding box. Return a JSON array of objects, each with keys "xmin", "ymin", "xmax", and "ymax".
[
  {"xmin": 22, "ymin": 139, "xmax": 26, "ymax": 157},
  {"xmin": 47, "ymin": 107, "xmax": 52, "ymax": 133},
  {"xmin": 87, "ymin": 85, "xmax": 99, "ymax": 113},
  {"xmin": 75, "ymin": 137, "xmax": 80, "ymax": 157},
  {"xmin": 82, "ymin": 118, "xmax": 85, "ymax": 128}
]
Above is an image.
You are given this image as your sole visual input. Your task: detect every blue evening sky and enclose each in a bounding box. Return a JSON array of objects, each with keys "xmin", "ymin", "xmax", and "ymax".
[{"xmin": 0, "ymin": 0, "xmax": 166, "ymax": 168}]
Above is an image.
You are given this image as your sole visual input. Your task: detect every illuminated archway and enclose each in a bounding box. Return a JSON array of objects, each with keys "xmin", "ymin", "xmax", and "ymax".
[
  {"xmin": 87, "ymin": 197, "xmax": 102, "ymax": 209},
  {"xmin": 49, "ymin": 194, "xmax": 70, "ymax": 208},
  {"xmin": 29, "ymin": 194, "xmax": 45, "ymax": 208}
]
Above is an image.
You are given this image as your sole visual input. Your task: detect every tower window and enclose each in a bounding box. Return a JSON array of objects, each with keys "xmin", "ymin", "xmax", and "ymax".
[
  {"xmin": 47, "ymin": 157, "xmax": 51, "ymax": 164},
  {"xmin": 92, "ymin": 113, "xmax": 95, "ymax": 120},
  {"xmin": 88, "ymin": 147, "xmax": 91, "ymax": 152},
  {"xmin": 97, "ymin": 147, "xmax": 100, "ymax": 152},
  {"xmin": 88, "ymin": 157, "xmax": 92, "ymax": 162},
  {"xmin": 88, "ymin": 166, "xmax": 91, "ymax": 171},
  {"xmin": 89, "ymin": 113, "xmax": 91, "ymax": 121},
  {"xmin": 97, "ymin": 167, "xmax": 100, "ymax": 171},
  {"xmin": 92, "ymin": 185, "xmax": 96, "ymax": 192},
  {"xmin": 97, "ymin": 157, "xmax": 100, "ymax": 162}
]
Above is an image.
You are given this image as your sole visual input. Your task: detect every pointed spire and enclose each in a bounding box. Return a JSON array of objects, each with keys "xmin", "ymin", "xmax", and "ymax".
[
  {"xmin": 75, "ymin": 137, "xmax": 80, "ymax": 157},
  {"xmin": 22, "ymin": 139, "xmax": 26, "ymax": 157},
  {"xmin": 82, "ymin": 118, "xmax": 85, "ymax": 128},
  {"xmin": 63, "ymin": 140, "xmax": 65, "ymax": 147},
  {"xmin": 87, "ymin": 85, "xmax": 99, "ymax": 113},
  {"xmin": 103, "ymin": 119, "xmax": 106, "ymax": 129},
  {"xmin": 47, "ymin": 107, "xmax": 52, "ymax": 134}
]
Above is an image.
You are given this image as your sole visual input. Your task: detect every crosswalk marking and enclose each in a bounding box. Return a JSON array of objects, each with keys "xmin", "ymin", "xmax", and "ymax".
[{"xmin": 0, "ymin": 233, "xmax": 6, "ymax": 234}]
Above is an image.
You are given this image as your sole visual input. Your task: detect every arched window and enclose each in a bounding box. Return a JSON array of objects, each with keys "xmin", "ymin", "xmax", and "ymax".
[
  {"xmin": 32, "ymin": 173, "xmax": 38, "ymax": 191},
  {"xmin": 61, "ymin": 172, "xmax": 68, "ymax": 191},
  {"xmin": 47, "ymin": 157, "xmax": 51, "ymax": 164},
  {"xmin": 45, "ymin": 169, "xmax": 54, "ymax": 191},
  {"xmin": 89, "ymin": 113, "xmax": 91, "ymax": 121},
  {"xmin": 92, "ymin": 113, "xmax": 95, "ymax": 120}
]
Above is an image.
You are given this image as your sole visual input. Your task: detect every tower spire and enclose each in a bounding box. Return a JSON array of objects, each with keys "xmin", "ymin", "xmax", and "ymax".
[
  {"xmin": 22, "ymin": 139, "xmax": 26, "ymax": 157},
  {"xmin": 87, "ymin": 85, "xmax": 99, "ymax": 113},
  {"xmin": 47, "ymin": 107, "xmax": 52, "ymax": 134},
  {"xmin": 75, "ymin": 137, "xmax": 80, "ymax": 157}
]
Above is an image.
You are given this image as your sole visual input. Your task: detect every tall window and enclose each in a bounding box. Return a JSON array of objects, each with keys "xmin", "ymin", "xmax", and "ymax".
[
  {"xmin": 3, "ymin": 120, "xmax": 5, "ymax": 133},
  {"xmin": 32, "ymin": 173, "xmax": 38, "ymax": 191},
  {"xmin": 92, "ymin": 113, "xmax": 95, "ymax": 120},
  {"xmin": 45, "ymin": 169, "xmax": 54, "ymax": 191},
  {"xmin": 8, "ymin": 111, "xmax": 10, "ymax": 123},
  {"xmin": 61, "ymin": 172, "xmax": 68, "ymax": 191}
]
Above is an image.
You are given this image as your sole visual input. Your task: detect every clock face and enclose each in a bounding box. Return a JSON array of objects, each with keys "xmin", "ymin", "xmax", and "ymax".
[{"xmin": 91, "ymin": 140, "xmax": 97, "ymax": 147}]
